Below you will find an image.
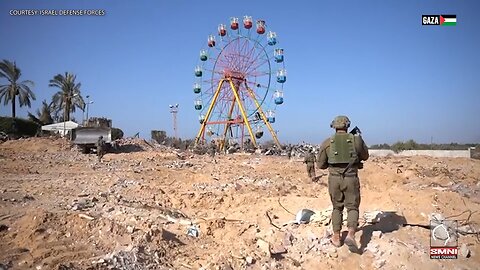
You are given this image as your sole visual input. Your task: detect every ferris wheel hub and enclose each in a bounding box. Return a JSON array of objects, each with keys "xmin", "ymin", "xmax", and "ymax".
[{"xmin": 223, "ymin": 69, "xmax": 245, "ymax": 81}]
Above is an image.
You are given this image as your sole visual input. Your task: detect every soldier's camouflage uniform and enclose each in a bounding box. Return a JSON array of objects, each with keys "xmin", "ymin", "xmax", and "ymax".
[
  {"xmin": 316, "ymin": 115, "xmax": 369, "ymax": 250},
  {"xmin": 97, "ymin": 136, "xmax": 106, "ymax": 162},
  {"xmin": 304, "ymin": 151, "xmax": 316, "ymax": 181},
  {"xmin": 208, "ymin": 141, "xmax": 217, "ymax": 158}
]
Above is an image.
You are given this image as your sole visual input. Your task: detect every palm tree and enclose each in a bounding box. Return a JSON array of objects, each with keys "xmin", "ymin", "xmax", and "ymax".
[
  {"xmin": 28, "ymin": 100, "xmax": 54, "ymax": 125},
  {"xmin": 49, "ymin": 72, "xmax": 85, "ymax": 122},
  {"xmin": 0, "ymin": 60, "xmax": 36, "ymax": 118}
]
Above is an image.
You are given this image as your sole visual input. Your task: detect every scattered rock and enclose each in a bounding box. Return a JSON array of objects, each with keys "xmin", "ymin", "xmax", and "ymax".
[
  {"xmin": 270, "ymin": 244, "xmax": 287, "ymax": 255},
  {"xmin": 365, "ymin": 242, "xmax": 380, "ymax": 254},
  {"xmin": 372, "ymin": 230, "xmax": 383, "ymax": 238},
  {"xmin": 460, "ymin": 243, "xmax": 470, "ymax": 258},
  {"xmin": 23, "ymin": 195, "xmax": 35, "ymax": 201},
  {"xmin": 256, "ymin": 238, "xmax": 271, "ymax": 256},
  {"xmin": 127, "ymin": 225, "xmax": 135, "ymax": 234},
  {"xmin": 245, "ymin": 256, "xmax": 255, "ymax": 265},
  {"xmin": 374, "ymin": 259, "xmax": 386, "ymax": 269},
  {"xmin": 283, "ymin": 231, "xmax": 294, "ymax": 246},
  {"xmin": 0, "ymin": 224, "xmax": 9, "ymax": 232},
  {"xmin": 329, "ymin": 251, "xmax": 338, "ymax": 258}
]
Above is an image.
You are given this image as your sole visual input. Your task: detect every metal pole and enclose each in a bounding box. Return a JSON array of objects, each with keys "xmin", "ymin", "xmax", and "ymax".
[
  {"xmin": 173, "ymin": 111, "xmax": 177, "ymax": 139},
  {"xmin": 63, "ymin": 105, "xmax": 66, "ymax": 138},
  {"xmin": 85, "ymin": 95, "xmax": 90, "ymax": 125},
  {"xmin": 169, "ymin": 104, "xmax": 179, "ymax": 139}
]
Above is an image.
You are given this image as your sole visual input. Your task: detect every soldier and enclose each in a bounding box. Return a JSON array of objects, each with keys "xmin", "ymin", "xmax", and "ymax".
[
  {"xmin": 317, "ymin": 116, "xmax": 369, "ymax": 252},
  {"xmin": 96, "ymin": 135, "xmax": 106, "ymax": 162},
  {"xmin": 288, "ymin": 144, "xmax": 294, "ymax": 160},
  {"xmin": 208, "ymin": 140, "xmax": 217, "ymax": 158},
  {"xmin": 303, "ymin": 148, "xmax": 316, "ymax": 182}
]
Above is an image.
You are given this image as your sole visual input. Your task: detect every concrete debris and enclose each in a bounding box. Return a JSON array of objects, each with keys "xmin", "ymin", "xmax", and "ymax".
[
  {"xmin": 2, "ymin": 137, "xmax": 480, "ymax": 269},
  {"xmin": 166, "ymin": 160, "xmax": 194, "ymax": 169},
  {"xmin": 71, "ymin": 198, "xmax": 95, "ymax": 211},
  {"xmin": 365, "ymin": 242, "xmax": 380, "ymax": 254},
  {"xmin": 270, "ymin": 243, "xmax": 287, "ymax": 255},
  {"xmin": 127, "ymin": 225, "xmax": 135, "ymax": 234},
  {"xmin": 363, "ymin": 211, "xmax": 385, "ymax": 223},
  {"xmin": 372, "ymin": 230, "xmax": 383, "ymax": 238},
  {"xmin": 256, "ymin": 238, "xmax": 271, "ymax": 256},
  {"xmin": 96, "ymin": 245, "xmax": 168, "ymax": 270},
  {"xmin": 374, "ymin": 259, "xmax": 386, "ymax": 269},
  {"xmin": 245, "ymin": 256, "xmax": 255, "ymax": 265},
  {"xmin": 460, "ymin": 243, "xmax": 471, "ymax": 258},
  {"xmin": 187, "ymin": 225, "xmax": 200, "ymax": 237},
  {"xmin": 329, "ymin": 249, "xmax": 338, "ymax": 258},
  {"xmin": 78, "ymin": 213, "xmax": 95, "ymax": 221},
  {"xmin": 283, "ymin": 231, "xmax": 294, "ymax": 246}
]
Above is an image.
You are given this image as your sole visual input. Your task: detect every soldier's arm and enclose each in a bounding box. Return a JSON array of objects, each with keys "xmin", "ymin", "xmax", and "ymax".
[
  {"xmin": 316, "ymin": 139, "xmax": 329, "ymax": 169},
  {"xmin": 355, "ymin": 135, "xmax": 369, "ymax": 161}
]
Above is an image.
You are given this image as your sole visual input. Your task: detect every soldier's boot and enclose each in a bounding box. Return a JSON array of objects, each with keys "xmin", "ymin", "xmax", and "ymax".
[
  {"xmin": 344, "ymin": 227, "xmax": 359, "ymax": 253},
  {"xmin": 330, "ymin": 231, "xmax": 342, "ymax": 247}
]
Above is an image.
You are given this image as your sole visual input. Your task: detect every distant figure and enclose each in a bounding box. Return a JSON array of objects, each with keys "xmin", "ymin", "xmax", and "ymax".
[
  {"xmin": 317, "ymin": 115, "xmax": 369, "ymax": 252},
  {"xmin": 96, "ymin": 136, "xmax": 106, "ymax": 162},
  {"xmin": 110, "ymin": 139, "xmax": 119, "ymax": 152},
  {"xmin": 304, "ymin": 148, "xmax": 316, "ymax": 181},
  {"xmin": 208, "ymin": 140, "xmax": 217, "ymax": 158},
  {"xmin": 287, "ymin": 144, "xmax": 293, "ymax": 159}
]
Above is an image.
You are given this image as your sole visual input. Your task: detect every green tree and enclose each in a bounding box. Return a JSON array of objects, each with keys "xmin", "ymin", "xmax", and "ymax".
[
  {"xmin": 49, "ymin": 72, "xmax": 85, "ymax": 122},
  {"xmin": 28, "ymin": 100, "xmax": 54, "ymax": 125},
  {"xmin": 0, "ymin": 60, "xmax": 36, "ymax": 118}
]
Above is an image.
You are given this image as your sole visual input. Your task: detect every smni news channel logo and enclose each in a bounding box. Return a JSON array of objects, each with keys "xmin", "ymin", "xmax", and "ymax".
[
  {"xmin": 422, "ymin": 15, "xmax": 457, "ymax": 26},
  {"xmin": 430, "ymin": 219, "xmax": 458, "ymax": 259}
]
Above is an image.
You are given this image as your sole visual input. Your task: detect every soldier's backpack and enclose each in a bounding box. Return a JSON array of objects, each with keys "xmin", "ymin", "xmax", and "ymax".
[{"xmin": 327, "ymin": 133, "xmax": 358, "ymax": 164}]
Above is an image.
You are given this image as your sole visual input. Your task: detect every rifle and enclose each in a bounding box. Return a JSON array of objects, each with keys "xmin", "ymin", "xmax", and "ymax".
[
  {"xmin": 342, "ymin": 126, "xmax": 363, "ymax": 175},
  {"xmin": 350, "ymin": 126, "xmax": 362, "ymax": 135}
]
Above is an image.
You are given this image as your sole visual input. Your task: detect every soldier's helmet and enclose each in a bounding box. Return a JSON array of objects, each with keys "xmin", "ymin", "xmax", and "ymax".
[
  {"xmin": 330, "ymin": 115, "xmax": 351, "ymax": 129},
  {"xmin": 99, "ymin": 136, "xmax": 103, "ymax": 139}
]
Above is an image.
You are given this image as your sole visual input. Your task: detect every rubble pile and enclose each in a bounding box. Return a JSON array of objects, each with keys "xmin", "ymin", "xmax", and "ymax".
[
  {"xmin": 115, "ymin": 138, "xmax": 156, "ymax": 152},
  {"xmin": 0, "ymin": 137, "xmax": 479, "ymax": 269}
]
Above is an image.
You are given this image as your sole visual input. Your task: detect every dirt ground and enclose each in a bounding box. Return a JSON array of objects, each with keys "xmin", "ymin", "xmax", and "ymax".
[{"xmin": 0, "ymin": 137, "xmax": 479, "ymax": 270}]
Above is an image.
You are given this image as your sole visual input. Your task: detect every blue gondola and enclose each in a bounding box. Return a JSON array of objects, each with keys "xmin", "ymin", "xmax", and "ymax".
[
  {"xmin": 193, "ymin": 83, "xmax": 201, "ymax": 94},
  {"xmin": 276, "ymin": 69, "xmax": 286, "ymax": 83},
  {"xmin": 268, "ymin": 32, "xmax": 277, "ymax": 46},
  {"xmin": 273, "ymin": 90, "xmax": 284, "ymax": 105},
  {"xmin": 195, "ymin": 66, "xmax": 202, "ymax": 77},
  {"xmin": 274, "ymin": 48, "xmax": 284, "ymax": 63},
  {"xmin": 200, "ymin": 50, "xmax": 208, "ymax": 61},
  {"xmin": 275, "ymin": 54, "xmax": 284, "ymax": 63}
]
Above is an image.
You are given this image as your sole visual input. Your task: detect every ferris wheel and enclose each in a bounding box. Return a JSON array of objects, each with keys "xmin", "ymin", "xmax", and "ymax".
[{"xmin": 192, "ymin": 16, "xmax": 286, "ymax": 150}]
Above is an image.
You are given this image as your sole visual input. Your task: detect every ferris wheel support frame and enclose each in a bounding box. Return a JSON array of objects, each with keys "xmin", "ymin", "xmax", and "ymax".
[
  {"xmin": 245, "ymin": 84, "xmax": 281, "ymax": 148},
  {"xmin": 195, "ymin": 78, "xmax": 259, "ymax": 150}
]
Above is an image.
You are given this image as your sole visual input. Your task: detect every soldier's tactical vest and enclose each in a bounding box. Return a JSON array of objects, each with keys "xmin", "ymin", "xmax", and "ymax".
[{"xmin": 327, "ymin": 133, "xmax": 358, "ymax": 164}]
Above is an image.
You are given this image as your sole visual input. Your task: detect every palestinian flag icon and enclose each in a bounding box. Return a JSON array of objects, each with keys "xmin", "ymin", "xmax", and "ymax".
[{"xmin": 440, "ymin": 15, "xmax": 456, "ymax": 26}]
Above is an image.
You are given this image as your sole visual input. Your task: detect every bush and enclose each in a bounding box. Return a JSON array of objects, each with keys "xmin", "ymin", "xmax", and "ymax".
[
  {"xmin": 151, "ymin": 130, "xmax": 193, "ymax": 150},
  {"xmin": 111, "ymin": 127, "xmax": 124, "ymax": 140},
  {"xmin": 151, "ymin": 130, "xmax": 167, "ymax": 144},
  {"xmin": 370, "ymin": 143, "xmax": 391, "ymax": 149},
  {"xmin": 0, "ymin": 116, "xmax": 40, "ymax": 137}
]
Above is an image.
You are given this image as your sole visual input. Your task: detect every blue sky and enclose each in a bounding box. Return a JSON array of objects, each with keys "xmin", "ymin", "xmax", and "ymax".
[{"xmin": 1, "ymin": 0, "xmax": 479, "ymax": 144}]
